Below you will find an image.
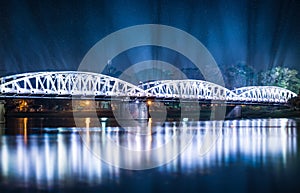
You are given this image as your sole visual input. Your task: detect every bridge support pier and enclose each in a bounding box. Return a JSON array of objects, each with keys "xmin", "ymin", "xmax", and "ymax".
[
  {"xmin": 211, "ymin": 105, "xmax": 242, "ymax": 120},
  {"xmin": 225, "ymin": 105, "xmax": 242, "ymax": 119},
  {"xmin": 136, "ymin": 102, "xmax": 148, "ymax": 121},
  {"xmin": 211, "ymin": 105, "xmax": 227, "ymax": 120},
  {"xmin": 115, "ymin": 101, "xmax": 148, "ymax": 122},
  {"xmin": 128, "ymin": 102, "xmax": 148, "ymax": 121},
  {"xmin": 0, "ymin": 100, "xmax": 5, "ymax": 124}
]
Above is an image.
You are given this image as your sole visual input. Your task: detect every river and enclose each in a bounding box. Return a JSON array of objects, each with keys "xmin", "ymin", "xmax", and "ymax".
[{"xmin": 0, "ymin": 117, "xmax": 299, "ymax": 193}]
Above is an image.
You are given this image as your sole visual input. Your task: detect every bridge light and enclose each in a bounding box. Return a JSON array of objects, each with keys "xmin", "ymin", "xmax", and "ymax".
[{"xmin": 147, "ymin": 100, "xmax": 152, "ymax": 106}]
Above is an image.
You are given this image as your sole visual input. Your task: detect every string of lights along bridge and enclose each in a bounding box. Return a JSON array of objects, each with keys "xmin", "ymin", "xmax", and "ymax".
[{"xmin": 0, "ymin": 71, "xmax": 297, "ymax": 104}]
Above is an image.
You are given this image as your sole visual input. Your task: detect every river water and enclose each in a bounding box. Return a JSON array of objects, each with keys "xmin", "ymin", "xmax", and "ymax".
[{"xmin": 0, "ymin": 117, "xmax": 299, "ymax": 193}]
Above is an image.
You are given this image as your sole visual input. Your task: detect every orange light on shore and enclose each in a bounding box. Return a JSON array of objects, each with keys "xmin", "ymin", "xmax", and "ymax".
[{"xmin": 147, "ymin": 100, "xmax": 152, "ymax": 105}]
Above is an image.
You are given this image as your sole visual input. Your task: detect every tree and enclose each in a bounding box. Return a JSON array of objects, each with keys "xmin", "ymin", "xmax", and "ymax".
[
  {"xmin": 259, "ymin": 67, "xmax": 300, "ymax": 93},
  {"xmin": 224, "ymin": 61, "xmax": 255, "ymax": 89}
]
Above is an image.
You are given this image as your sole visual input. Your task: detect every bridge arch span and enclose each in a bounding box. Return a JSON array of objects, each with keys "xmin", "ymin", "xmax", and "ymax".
[
  {"xmin": 0, "ymin": 71, "xmax": 145, "ymax": 98},
  {"xmin": 143, "ymin": 80, "xmax": 238, "ymax": 100},
  {"xmin": 235, "ymin": 86, "xmax": 297, "ymax": 103}
]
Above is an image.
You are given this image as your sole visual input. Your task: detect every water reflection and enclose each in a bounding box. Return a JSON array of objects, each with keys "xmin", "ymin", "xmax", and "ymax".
[
  {"xmin": 0, "ymin": 124, "xmax": 4, "ymax": 135},
  {"xmin": 82, "ymin": 118, "xmax": 195, "ymax": 170},
  {"xmin": 179, "ymin": 119, "xmax": 297, "ymax": 173},
  {"xmin": 0, "ymin": 118, "xmax": 298, "ymax": 189}
]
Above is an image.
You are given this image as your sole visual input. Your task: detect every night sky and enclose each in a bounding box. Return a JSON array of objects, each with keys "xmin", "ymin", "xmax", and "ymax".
[{"xmin": 0, "ymin": 0, "xmax": 300, "ymax": 85}]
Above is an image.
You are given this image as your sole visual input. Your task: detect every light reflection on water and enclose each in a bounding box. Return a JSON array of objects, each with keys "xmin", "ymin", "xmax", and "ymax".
[{"xmin": 0, "ymin": 118, "xmax": 298, "ymax": 191}]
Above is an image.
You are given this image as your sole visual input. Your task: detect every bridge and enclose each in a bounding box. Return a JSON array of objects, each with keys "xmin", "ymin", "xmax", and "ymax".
[
  {"xmin": 0, "ymin": 71, "xmax": 297, "ymax": 122},
  {"xmin": 0, "ymin": 71, "xmax": 297, "ymax": 104}
]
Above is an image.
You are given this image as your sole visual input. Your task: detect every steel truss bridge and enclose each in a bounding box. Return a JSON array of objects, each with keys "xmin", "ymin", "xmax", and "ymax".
[{"xmin": 0, "ymin": 71, "xmax": 297, "ymax": 104}]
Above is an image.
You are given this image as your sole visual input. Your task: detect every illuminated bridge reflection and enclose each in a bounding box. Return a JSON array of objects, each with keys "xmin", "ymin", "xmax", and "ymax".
[{"xmin": 0, "ymin": 118, "xmax": 298, "ymax": 190}]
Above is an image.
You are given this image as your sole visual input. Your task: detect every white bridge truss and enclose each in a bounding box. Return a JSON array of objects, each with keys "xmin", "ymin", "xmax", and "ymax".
[
  {"xmin": 0, "ymin": 71, "xmax": 297, "ymax": 104},
  {"xmin": 0, "ymin": 71, "xmax": 145, "ymax": 98},
  {"xmin": 141, "ymin": 80, "xmax": 238, "ymax": 100},
  {"xmin": 232, "ymin": 86, "xmax": 297, "ymax": 103}
]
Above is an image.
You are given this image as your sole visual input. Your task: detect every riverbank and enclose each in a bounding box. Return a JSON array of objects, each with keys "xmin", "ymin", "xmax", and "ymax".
[
  {"xmin": 241, "ymin": 106, "xmax": 300, "ymax": 119},
  {"xmin": 6, "ymin": 110, "xmax": 114, "ymax": 118},
  {"xmin": 5, "ymin": 105, "xmax": 300, "ymax": 121}
]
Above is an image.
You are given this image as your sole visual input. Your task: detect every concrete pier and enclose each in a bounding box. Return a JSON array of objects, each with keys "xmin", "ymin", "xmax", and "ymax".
[
  {"xmin": 114, "ymin": 101, "xmax": 148, "ymax": 121},
  {"xmin": 226, "ymin": 105, "xmax": 242, "ymax": 119},
  {"xmin": 211, "ymin": 105, "xmax": 227, "ymax": 120},
  {"xmin": 0, "ymin": 100, "xmax": 5, "ymax": 124}
]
